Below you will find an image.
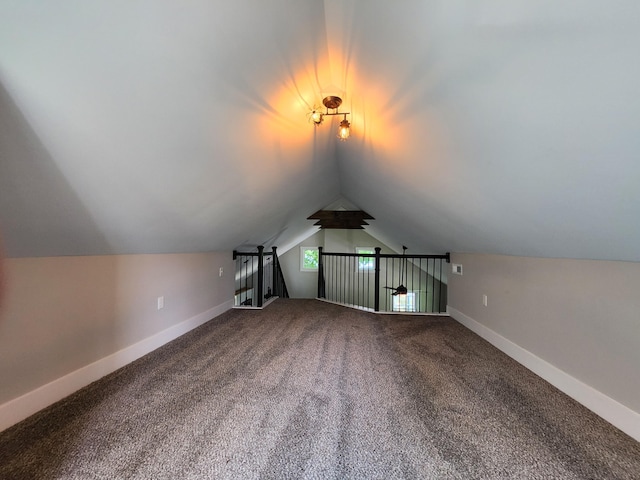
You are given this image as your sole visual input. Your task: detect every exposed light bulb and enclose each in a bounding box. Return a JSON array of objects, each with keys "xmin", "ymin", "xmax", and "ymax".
[
  {"xmin": 338, "ymin": 118, "xmax": 350, "ymax": 140},
  {"xmin": 310, "ymin": 109, "xmax": 323, "ymax": 125}
]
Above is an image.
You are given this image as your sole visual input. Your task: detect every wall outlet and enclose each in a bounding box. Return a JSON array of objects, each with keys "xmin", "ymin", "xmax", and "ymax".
[
  {"xmin": 219, "ymin": 267, "xmax": 224, "ymax": 277},
  {"xmin": 452, "ymin": 263, "xmax": 463, "ymax": 275},
  {"xmin": 157, "ymin": 296, "xmax": 164, "ymax": 310},
  {"xmin": 482, "ymin": 294, "xmax": 488, "ymax": 307}
]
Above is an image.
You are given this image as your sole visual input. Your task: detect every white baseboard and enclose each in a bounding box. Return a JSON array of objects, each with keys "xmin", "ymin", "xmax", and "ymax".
[
  {"xmin": 0, "ymin": 299, "xmax": 233, "ymax": 433},
  {"xmin": 232, "ymin": 296, "xmax": 279, "ymax": 310},
  {"xmin": 448, "ymin": 307, "xmax": 640, "ymax": 442}
]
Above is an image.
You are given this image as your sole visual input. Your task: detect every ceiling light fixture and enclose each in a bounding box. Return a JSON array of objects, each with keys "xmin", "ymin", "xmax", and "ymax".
[
  {"xmin": 310, "ymin": 96, "xmax": 350, "ymax": 140},
  {"xmin": 384, "ymin": 246, "xmax": 409, "ymax": 296}
]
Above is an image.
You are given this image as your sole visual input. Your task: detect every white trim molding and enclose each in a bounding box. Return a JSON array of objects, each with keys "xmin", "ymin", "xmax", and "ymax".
[
  {"xmin": 0, "ymin": 300, "xmax": 233, "ymax": 433},
  {"xmin": 448, "ymin": 307, "xmax": 640, "ymax": 442}
]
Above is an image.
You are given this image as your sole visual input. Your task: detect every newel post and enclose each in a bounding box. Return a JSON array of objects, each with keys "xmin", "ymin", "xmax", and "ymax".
[
  {"xmin": 374, "ymin": 247, "xmax": 381, "ymax": 312},
  {"xmin": 317, "ymin": 246, "xmax": 326, "ymax": 298},
  {"xmin": 272, "ymin": 246, "xmax": 279, "ymax": 297},
  {"xmin": 257, "ymin": 245, "xmax": 264, "ymax": 307}
]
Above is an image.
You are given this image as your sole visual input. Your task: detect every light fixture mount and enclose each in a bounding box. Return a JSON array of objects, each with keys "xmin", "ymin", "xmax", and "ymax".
[{"xmin": 322, "ymin": 96, "xmax": 343, "ymax": 110}]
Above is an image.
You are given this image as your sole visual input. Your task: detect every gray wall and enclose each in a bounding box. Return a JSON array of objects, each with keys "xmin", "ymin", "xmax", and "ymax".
[
  {"xmin": 279, "ymin": 230, "xmax": 325, "ymax": 298},
  {"xmin": 0, "ymin": 252, "xmax": 234, "ymax": 406},
  {"xmin": 447, "ymin": 253, "xmax": 640, "ymax": 417}
]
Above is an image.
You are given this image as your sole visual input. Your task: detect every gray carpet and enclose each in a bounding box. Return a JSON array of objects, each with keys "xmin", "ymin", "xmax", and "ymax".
[{"xmin": 1, "ymin": 299, "xmax": 638, "ymax": 479}]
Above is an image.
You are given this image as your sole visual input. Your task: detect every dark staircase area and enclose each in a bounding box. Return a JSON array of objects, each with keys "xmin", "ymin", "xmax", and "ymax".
[{"xmin": 233, "ymin": 246, "xmax": 289, "ymax": 308}]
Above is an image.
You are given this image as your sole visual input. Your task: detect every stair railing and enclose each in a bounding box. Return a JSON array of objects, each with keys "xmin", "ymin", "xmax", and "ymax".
[
  {"xmin": 318, "ymin": 247, "xmax": 450, "ymax": 313},
  {"xmin": 233, "ymin": 246, "xmax": 289, "ymax": 307}
]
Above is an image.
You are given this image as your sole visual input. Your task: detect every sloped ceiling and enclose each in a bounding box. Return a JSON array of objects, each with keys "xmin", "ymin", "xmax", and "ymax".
[{"xmin": 1, "ymin": 1, "xmax": 639, "ymax": 261}]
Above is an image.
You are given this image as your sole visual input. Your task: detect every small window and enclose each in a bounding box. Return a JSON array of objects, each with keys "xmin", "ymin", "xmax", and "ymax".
[
  {"xmin": 356, "ymin": 247, "xmax": 375, "ymax": 271},
  {"xmin": 300, "ymin": 247, "xmax": 319, "ymax": 271},
  {"xmin": 392, "ymin": 292, "xmax": 416, "ymax": 312}
]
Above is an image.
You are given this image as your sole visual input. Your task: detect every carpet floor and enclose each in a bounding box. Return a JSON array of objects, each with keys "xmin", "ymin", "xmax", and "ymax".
[{"xmin": 1, "ymin": 299, "xmax": 638, "ymax": 479}]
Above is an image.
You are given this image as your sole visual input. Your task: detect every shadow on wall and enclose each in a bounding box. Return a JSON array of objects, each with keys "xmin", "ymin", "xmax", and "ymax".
[
  {"xmin": 0, "ymin": 236, "xmax": 3, "ymax": 309},
  {"xmin": 0, "ymin": 77, "xmax": 120, "ymax": 476},
  {"xmin": 0, "ymin": 79, "xmax": 112, "ymax": 258}
]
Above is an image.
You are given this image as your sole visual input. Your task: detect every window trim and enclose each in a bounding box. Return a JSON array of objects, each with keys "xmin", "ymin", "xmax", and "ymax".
[
  {"xmin": 392, "ymin": 291, "xmax": 417, "ymax": 312},
  {"xmin": 300, "ymin": 246, "xmax": 319, "ymax": 272},
  {"xmin": 355, "ymin": 247, "xmax": 375, "ymax": 272}
]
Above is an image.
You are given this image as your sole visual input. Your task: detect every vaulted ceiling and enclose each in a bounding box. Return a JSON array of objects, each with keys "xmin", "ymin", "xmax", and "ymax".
[{"xmin": 1, "ymin": 1, "xmax": 639, "ymax": 261}]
